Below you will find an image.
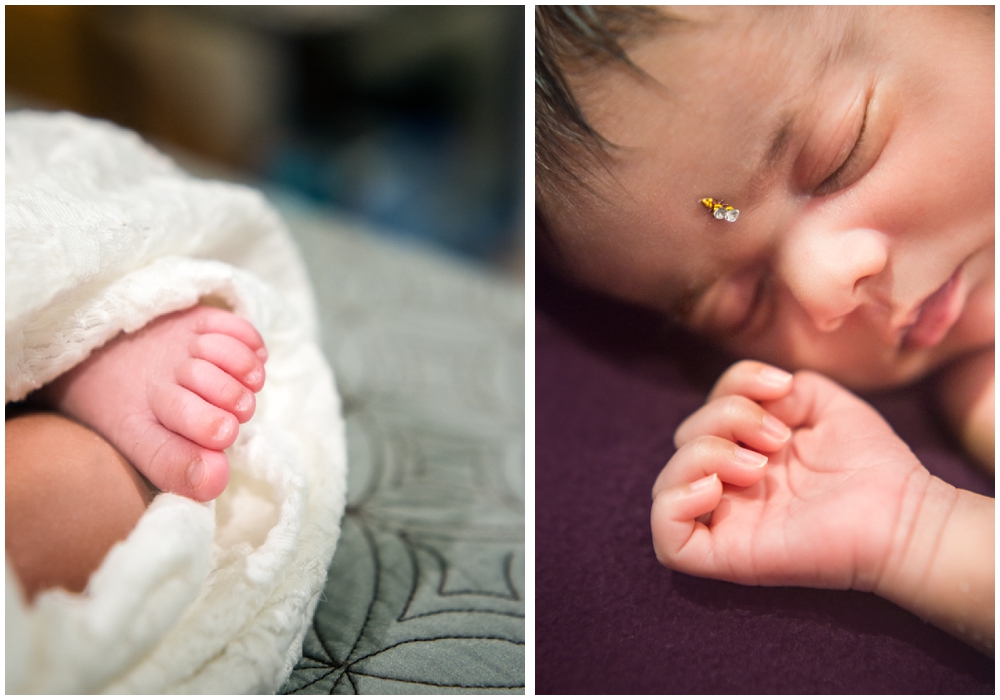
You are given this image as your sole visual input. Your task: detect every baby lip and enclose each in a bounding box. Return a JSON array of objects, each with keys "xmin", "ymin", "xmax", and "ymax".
[
  {"xmin": 889, "ymin": 266, "xmax": 952, "ymax": 333},
  {"xmin": 891, "ymin": 283, "xmax": 940, "ymax": 335},
  {"xmin": 892, "ymin": 310, "xmax": 921, "ymax": 343},
  {"xmin": 897, "ymin": 264, "xmax": 964, "ymax": 348},
  {"xmin": 892, "ymin": 303, "xmax": 922, "ymax": 333}
]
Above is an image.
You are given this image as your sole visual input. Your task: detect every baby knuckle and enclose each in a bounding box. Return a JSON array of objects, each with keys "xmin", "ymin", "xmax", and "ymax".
[
  {"xmin": 719, "ymin": 394, "xmax": 754, "ymax": 421},
  {"xmin": 653, "ymin": 541, "xmax": 675, "ymax": 567},
  {"xmin": 688, "ymin": 434, "xmax": 724, "ymax": 460},
  {"xmin": 650, "ymin": 522, "xmax": 679, "ymax": 566}
]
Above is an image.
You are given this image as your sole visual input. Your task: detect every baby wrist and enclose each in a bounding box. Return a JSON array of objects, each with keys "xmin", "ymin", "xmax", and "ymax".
[
  {"xmin": 873, "ymin": 478, "xmax": 995, "ymax": 653},
  {"xmin": 871, "ymin": 473, "xmax": 956, "ymax": 607}
]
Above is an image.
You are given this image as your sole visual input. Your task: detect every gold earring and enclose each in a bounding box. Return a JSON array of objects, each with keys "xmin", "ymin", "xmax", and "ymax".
[{"xmin": 700, "ymin": 198, "xmax": 739, "ymax": 222}]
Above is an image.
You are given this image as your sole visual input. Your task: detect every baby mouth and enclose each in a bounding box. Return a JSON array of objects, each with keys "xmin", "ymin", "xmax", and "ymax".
[{"xmin": 900, "ymin": 264, "xmax": 965, "ymax": 350}]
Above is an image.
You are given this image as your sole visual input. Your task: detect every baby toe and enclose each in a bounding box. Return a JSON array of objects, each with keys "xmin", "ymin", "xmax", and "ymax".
[
  {"xmin": 150, "ymin": 382, "xmax": 240, "ymax": 451},
  {"xmin": 189, "ymin": 333, "xmax": 266, "ymax": 393},
  {"xmin": 181, "ymin": 449, "xmax": 231, "ymax": 502},
  {"xmin": 127, "ymin": 419, "xmax": 231, "ymax": 501},
  {"xmin": 190, "ymin": 307, "xmax": 267, "ymax": 360},
  {"xmin": 176, "ymin": 357, "xmax": 256, "ymax": 423}
]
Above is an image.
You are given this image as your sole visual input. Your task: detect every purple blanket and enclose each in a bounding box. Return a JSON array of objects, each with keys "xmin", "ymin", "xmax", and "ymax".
[{"xmin": 536, "ymin": 266, "xmax": 994, "ymax": 694}]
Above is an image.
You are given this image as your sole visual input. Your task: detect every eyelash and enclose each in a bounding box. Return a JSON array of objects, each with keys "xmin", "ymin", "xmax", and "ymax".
[{"xmin": 815, "ymin": 99, "xmax": 871, "ymax": 195}]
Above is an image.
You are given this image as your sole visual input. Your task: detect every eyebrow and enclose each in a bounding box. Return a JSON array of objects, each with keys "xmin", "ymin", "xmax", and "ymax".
[{"xmin": 743, "ymin": 114, "xmax": 796, "ymax": 207}]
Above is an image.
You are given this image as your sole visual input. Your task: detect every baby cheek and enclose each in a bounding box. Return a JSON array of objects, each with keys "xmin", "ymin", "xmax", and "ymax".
[
  {"xmin": 715, "ymin": 311, "xmax": 800, "ymax": 372},
  {"xmin": 951, "ymin": 276, "xmax": 994, "ymax": 349},
  {"xmin": 716, "ymin": 316, "xmax": 846, "ymax": 385}
]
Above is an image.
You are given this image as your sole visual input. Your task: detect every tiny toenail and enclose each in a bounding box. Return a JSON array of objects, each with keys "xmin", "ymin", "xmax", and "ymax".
[
  {"xmin": 214, "ymin": 418, "xmax": 234, "ymax": 441},
  {"xmin": 187, "ymin": 459, "xmax": 208, "ymax": 489},
  {"xmin": 236, "ymin": 391, "xmax": 253, "ymax": 412},
  {"xmin": 245, "ymin": 369, "xmax": 262, "ymax": 386},
  {"xmin": 256, "ymin": 347, "xmax": 268, "ymax": 361}
]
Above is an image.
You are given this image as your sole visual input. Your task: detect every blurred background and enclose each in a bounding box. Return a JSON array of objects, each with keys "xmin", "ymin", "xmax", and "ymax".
[{"xmin": 6, "ymin": 5, "xmax": 525, "ymax": 276}]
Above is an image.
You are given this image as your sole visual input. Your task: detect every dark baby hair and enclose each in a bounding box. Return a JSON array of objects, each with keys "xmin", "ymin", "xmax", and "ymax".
[{"xmin": 535, "ymin": 6, "xmax": 670, "ymax": 204}]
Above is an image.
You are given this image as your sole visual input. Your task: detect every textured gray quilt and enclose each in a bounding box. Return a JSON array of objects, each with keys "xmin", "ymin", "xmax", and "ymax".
[{"xmin": 273, "ymin": 197, "xmax": 525, "ymax": 694}]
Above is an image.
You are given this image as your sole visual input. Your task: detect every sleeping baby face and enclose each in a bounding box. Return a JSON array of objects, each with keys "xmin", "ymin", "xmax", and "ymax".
[{"xmin": 541, "ymin": 6, "xmax": 994, "ymax": 390}]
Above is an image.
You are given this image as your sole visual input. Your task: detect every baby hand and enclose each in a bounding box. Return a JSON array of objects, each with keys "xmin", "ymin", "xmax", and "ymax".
[{"xmin": 651, "ymin": 360, "xmax": 930, "ymax": 592}]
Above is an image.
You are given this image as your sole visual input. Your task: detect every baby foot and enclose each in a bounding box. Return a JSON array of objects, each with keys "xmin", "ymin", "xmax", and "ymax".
[{"xmin": 41, "ymin": 306, "xmax": 267, "ymax": 502}]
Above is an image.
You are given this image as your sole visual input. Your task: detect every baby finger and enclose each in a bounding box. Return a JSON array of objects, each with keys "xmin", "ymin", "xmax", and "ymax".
[
  {"xmin": 652, "ymin": 434, "xmax": 768, "ymax": 499},
  {"xmin": 674, "ymin": 394, "xmax": 792, "ymax": 452},
  {"xmin": 708, "ymin": 360, "xmax": 794, "ymax": 403},
  {"xmin": 651, "ymin": 474, "xmax": 721, "ymax": 572}
]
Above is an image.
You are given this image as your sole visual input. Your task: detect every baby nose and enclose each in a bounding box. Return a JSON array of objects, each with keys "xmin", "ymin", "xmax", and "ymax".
[{"xmin": 780, "ymin": 227, "xmax": 889, "ymax": 332}]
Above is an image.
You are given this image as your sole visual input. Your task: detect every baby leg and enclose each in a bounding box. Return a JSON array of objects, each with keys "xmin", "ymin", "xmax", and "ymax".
[
  {"xmin": 6, "ymin": 411, "xmax": 155, "ymax": 601},
  {"xmin": 40, "ymin": 306, "xmax": 268, "ymax": 502}
]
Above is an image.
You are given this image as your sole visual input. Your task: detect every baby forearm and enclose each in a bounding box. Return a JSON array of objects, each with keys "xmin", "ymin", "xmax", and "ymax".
[
  {"xmin": 876, "ymin": 478, "xmax": 994, "ymax": 655},
  {"xmin": 936, "ymin": 347, "xmax": 994, "ymax": 472}
]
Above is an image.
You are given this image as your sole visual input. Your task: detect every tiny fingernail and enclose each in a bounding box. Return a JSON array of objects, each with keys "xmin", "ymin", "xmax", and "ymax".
[
  {"xmin": 245, "ymin": 369, "xmax": 262, "ymax": 386},
  {"xmin": 236, "ymin": 391, "xmax": 253, "ymax": 412},
  {"xmin": 187, "ymin": 459, "xmax": 207, "ymax": 489},
  {"xmin": 763, "ymin": 413, "xmax": 792, "ymax": 441},
  {"xmin": 256, "ymin": 347, "xmax": 268, "ymax": 362},
  {"xmin": 689, "ymin": 473, "xmax": 719, "ymax": 493},
  {"xmin": 734, "ymin": 445, "xmax": 768, "ymax": 469},
  {"xmin": 759, "ymin": 366, "xmax": 793, "ymax": 386}
]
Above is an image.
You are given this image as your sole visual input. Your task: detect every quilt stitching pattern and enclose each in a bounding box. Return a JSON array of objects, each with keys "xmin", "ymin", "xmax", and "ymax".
[{"xmin": 278, "ymin": 210, "xmax": 524, "ymax": 694}]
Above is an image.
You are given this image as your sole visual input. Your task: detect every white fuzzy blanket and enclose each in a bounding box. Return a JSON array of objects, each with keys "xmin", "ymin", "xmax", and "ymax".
[{"xmin": 4, "ymin": 112, "xmax": 347, "ymax": 693}]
